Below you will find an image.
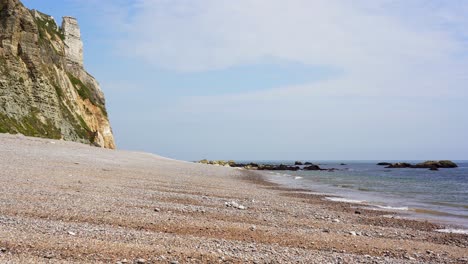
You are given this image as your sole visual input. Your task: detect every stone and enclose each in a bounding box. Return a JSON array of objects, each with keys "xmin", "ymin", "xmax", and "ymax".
[
  {"xmin": 135, "ymin": 259, "xmax": 146, "ymax": 263},
  {"xmin": 225, "ymin": 201, "xmax": 247, "ymax": 210},
  {"xmin": 349, "ymin": 231, "xmax": 357, "ymax": 236},
  {"xmin": 67, "ymin": 231, "xmax": 76, "ymax": 236},
  {"xmin": 332, "ymin": 219, "xmax": 340, "ymax": 223},
  {"xmin": 294, "ymin": 161, "xmax": 303, "ymax": 165},
  {"xmin": 154, "ymin": 208, "xmax": 161, "ymax": 212}
]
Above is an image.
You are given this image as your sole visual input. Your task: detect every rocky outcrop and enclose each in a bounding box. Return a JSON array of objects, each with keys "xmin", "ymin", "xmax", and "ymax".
[
  {"xmin": 386, "ymin": 162, "xmax": 412, "ymax": 168},
  {"xmin": 384, "ymin": 161, "xmax": 458, "ymax": 170},
  {"xmin": 62, "ymin": 16, "xmax": 83, "ymax": 67},
  {"xmin": 197, "ymin": 160, "xmax": 327, "ymax": 171},
  {"xmin": 0, "ymin": 0, "xmax": 115, "ymax": 148},
  {"xmin": 377, "ymin": 162, "xmax": 392, "ymax": 166},
  {"xmin": 304, "ymin": 164, "xmax": 322, "ymax": 170}
]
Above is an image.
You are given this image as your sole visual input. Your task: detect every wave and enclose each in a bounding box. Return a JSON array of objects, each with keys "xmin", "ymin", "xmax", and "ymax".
[
  {"xmin": 325, "ymin": 197, "xmax": 364, "ymax": 204},
  {"xmin": 375, "ymin": 205, "xmax": 409, "ymax": 211},
  {"xmin": 436, "ymin": 229, "xmax": 468, "ymax": 235}
]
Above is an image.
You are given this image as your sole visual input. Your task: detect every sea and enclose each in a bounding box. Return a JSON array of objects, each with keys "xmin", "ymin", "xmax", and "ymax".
[{"xmin": 239, "ymin": 160, "xmax": 468, "ymax": 233}]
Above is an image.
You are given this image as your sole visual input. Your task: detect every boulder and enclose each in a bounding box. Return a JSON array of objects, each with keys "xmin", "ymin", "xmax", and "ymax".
[
  {"xmin": 304, "ymin": 162, "xmax": 313, "ymax": 165},
  {"xmin": 294, "ymin": 161, "xmax": 303, "ymax": 165}
]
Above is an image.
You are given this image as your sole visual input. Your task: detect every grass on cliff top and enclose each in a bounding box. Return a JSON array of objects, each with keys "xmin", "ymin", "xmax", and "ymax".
[
  {"xmin": 0, "ymin": 111, "xmax": 61, "ymax": 139},
  {"xmin": 32, "ymin": 10, "xmax": 65, "ymax": 41}
]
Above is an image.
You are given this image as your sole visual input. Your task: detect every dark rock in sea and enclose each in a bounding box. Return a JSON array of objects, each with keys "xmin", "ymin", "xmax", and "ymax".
[
  {"xmin": 385, "ymin": 162, "xmax": 412, "ymax": 168},
  {"xmin": 294, "ymin": 161, "xmax": 303, "ymax": 165},
  {"xmin": 304, "ymin": 165, "xmax": 322, "ymax": 171},
  {"xmin": 413, "ymin": 160, "xmax": 458, "ymax": 169},
  {"xmin": 340, "ymin": 163, "xmax": 347, "ymax": 166},
  {"xmin": 304, "ymin": 162, "xmax": 313, "ymax": 165},
  {"xmin": 384, "ymin": 160, "xmax": 458, "ymax": 169},
  {"xmin": 438, "ymin": 160, "xmax": 458, "ymax": 168},
  {"xmin": 377, "ymin": 162, "xmax": 392, "ymax": 166},
  {"xmin": 429, "ymin": 167, "xmax": 439, "ymax": 171}
]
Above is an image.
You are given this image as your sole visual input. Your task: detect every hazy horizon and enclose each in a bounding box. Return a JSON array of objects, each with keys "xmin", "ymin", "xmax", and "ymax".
[{"xmin": 22, "ymin": 0, "xmax": 468, "ymax": 161}]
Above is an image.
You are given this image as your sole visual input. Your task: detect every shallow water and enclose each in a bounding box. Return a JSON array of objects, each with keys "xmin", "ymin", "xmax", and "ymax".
[{"xmin": 240, "ymin": 160, "xmax": 468, "ymax": 230}]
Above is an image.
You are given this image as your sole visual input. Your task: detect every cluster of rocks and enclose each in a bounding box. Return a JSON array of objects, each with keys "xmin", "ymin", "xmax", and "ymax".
[
  {"xmin": 197, "ymin": 160, "xmax": 334, "ymax": 171},
  {"xmin": 377, "ymin": 160, "xmax": 458, "ymax": 171},
  {"xmin": 198, "ymin": 159, "xmax": 236, "ymax": 167}
]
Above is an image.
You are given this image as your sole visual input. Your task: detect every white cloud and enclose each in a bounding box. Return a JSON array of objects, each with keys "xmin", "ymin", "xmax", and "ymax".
[{"xmin": 86, "ymin": 0, "xmax": 468, "ymax": 98}]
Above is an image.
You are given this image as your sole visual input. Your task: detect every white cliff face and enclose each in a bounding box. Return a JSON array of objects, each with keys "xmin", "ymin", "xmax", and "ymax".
[{"xmin": 62, "ymin": 16, "xmax": 84, "ymax": 67}]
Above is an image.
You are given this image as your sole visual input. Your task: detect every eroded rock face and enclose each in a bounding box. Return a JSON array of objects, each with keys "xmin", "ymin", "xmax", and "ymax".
[
  {"xmin": 62, "ymin": 16, "xmax": 83, "ymax": 67},
  {"xmin": 0, "ymin": 0, "xmax": 115, "ymax": 148}
]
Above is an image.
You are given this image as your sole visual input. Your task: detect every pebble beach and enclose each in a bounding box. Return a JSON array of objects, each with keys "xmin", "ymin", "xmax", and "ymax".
[{"xmin": 0, "ymin": 134, "xmax": 467, "ymax": 263}]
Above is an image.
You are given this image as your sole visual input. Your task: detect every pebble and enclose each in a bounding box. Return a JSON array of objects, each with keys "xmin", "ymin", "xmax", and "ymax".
[
  {"xmin": 135, "ymin": 258, "xmax": 146, "ymax": 263},
  {"xmin": 68, "ymin": 231, "xmax": 76, "ymax": 236},
  {"xmin": 154, "ymin": 208, "xmax": 161, "ymax": 212},
  {"xmin": 250, "ymin": 225, "xmax": 257, "ymax": 231},
  {"xmin": 225, "ymin": 201, "xmax": 247, "ymax": 210},
  {"xmin": 332, "ymin": 219, "xmax": 340, "ymax": 223},
  {"xmin": 350, "ymin": 231, "xmax": 357, "ymax": 236},
  {"xmin": 170, "ymin": 261, "xmax": 179, "ymax": 264}
]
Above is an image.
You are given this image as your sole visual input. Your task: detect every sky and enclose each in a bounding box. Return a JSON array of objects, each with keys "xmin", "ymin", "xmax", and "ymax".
[{"xmin": 22, "ymin": 0, "xmax": 468, "ymax": 161}]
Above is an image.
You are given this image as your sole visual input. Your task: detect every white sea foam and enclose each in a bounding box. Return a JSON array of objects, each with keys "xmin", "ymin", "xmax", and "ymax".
[
  {"xmin": 436, "ymin": 229, "xmax": 468, "ymax": 235},
  {"xmin": 325, "ymin": 197, "xmax": 364, "ymax": 204},
  {"xmin": 375, "ymin": 205, "xmax": 409, "ymax": 211},
  {"xmin": 294, "ymin": 176, "xmax": 303, "ymax": 180}
]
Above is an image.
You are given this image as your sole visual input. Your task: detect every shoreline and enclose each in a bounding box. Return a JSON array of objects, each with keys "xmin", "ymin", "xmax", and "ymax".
[
  {"xmin": 256, "ymin": 166, "xmax": 468, "ymax": 232},
  {"xmin": 0, "ymin": 134, "xmax": 467, "ymax": 263}
]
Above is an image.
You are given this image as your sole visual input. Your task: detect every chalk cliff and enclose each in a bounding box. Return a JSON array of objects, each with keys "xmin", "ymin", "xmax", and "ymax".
[{"xmin": 0, "ymin": 0, "xmax": 115, "ymax": 148}]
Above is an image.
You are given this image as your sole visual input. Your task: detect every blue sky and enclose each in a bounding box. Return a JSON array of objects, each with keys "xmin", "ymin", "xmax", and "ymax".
[{"xmin": 22, "ymin": 0, "xmax": 468, "ymax": 160}]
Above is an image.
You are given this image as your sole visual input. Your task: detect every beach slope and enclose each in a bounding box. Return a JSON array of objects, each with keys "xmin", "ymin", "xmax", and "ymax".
[{"xmin": 0, "ymin": 134, "xmax": 466, "ymax": 263}]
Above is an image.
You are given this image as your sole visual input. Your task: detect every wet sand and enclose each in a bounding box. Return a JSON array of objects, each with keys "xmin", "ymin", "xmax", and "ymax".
[{"xmin": 0, "ymin": 134, "xmax": 466, "ymax": 263}]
